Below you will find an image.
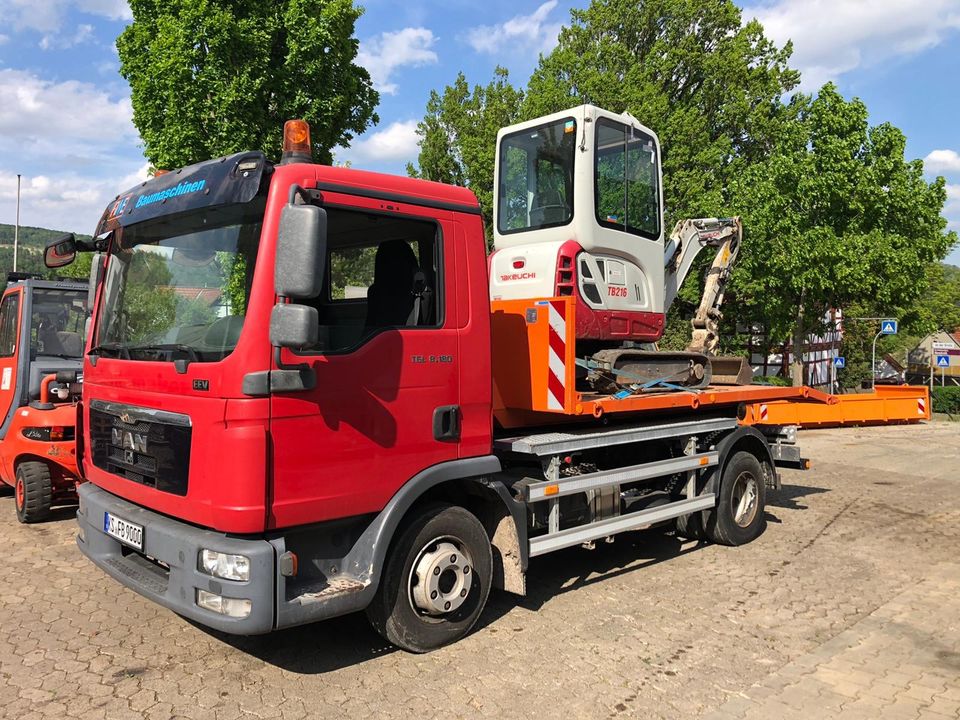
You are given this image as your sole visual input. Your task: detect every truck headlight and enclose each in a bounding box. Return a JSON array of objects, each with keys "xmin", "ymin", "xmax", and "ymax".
[
  {"xmin": 199, "ymin": 549, "xmax": 250, "ymax": 582},
  {"xmin": 196, "ymin": 590, "xmax": 252, "ymax": 619}
]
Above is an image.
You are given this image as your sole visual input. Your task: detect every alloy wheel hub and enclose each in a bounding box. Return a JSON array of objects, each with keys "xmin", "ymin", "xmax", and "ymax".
[{"xmin": 410, "ymin": 540, "xmax": 473, "ymax": 616}]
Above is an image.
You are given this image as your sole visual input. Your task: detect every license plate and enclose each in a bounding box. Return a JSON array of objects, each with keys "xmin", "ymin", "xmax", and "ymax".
[{"xmin": 103, "ymin": 512, "xmax": 143, "ymax": 551}]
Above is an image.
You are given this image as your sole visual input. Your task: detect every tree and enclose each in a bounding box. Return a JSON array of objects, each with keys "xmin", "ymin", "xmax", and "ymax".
[
  {"xmin": 730, "ymin": 84, "xmax": 958, "ymax": 385},
  {"xmin": 409, "ymin": 67, "xmax": 524, "ymax": 242},
  {"xmin": 409, "ymin": 0, "xmax": 800, "ymax": 242},
  {"xmin": 118, "ymin": 0, "xmax": 379, "ymax": 168}
]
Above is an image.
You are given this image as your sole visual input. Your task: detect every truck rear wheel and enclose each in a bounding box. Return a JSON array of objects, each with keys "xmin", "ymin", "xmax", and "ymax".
[
  {"xmin": 15, "ymin": 461, "xmax": 53, "ymax": 524},
  {"xmin": 705, "ymin": 451, "xmax": 766, "ymax": 546},
  {"xmin": 366, "ymin": 504, "xmax": 492, "ymax": 653}
]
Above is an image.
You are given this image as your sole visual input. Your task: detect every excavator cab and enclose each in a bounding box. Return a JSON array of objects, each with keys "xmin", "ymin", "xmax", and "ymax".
[{"xmin": 490, "ymin": 105, "xmax": 751, "ymax": 390}]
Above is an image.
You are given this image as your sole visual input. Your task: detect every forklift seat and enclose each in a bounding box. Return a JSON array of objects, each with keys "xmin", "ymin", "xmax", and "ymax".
[{"xmin": 56, "ymin": 331, "xmax": 83, "ymax": 357}]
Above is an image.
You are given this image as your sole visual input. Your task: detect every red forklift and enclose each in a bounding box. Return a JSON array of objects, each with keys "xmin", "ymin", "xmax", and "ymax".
[{"xmin": 0, "ymin": 270, "xmax": 87, "ymax": 522}]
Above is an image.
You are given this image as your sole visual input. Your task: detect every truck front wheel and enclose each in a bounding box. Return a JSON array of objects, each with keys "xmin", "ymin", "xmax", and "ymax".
[
  {"xmin": 15, "ymin": 461, "xmax": 53, "ymax": 524},
  {"xmin": 367, "ymin": 504, "xmax": 493, "ymax": 653},
  {"xmin": 705, "ymin": 451, "xmax": 766, "ymax": 546}
]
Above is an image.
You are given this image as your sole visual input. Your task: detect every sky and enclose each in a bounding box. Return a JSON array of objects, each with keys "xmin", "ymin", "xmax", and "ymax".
[{"xmin": 0, "ymin": 0, "xmax": 958, "ymax": 264}]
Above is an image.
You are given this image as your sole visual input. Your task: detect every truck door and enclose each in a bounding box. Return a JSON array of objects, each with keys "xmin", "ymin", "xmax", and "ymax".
[
  {"xmin": 0, "ymin": 289, "xmax": 22, "ymax": 439},
  {"xmin": 268, "ymin": 205, "xmax": 463, "ymax": 528}
]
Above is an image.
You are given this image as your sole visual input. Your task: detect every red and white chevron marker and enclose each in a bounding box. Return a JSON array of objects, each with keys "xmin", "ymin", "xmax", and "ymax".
[
  {"xmin": 546, "ymin": 300, "xmax": 567, "ymax": 411},
  {"xmin": 918, "ymin": 397, "xmax": 926, "ymax": 416},
  {"xmin": 758, "ymin": 404, "xmax": 769, "ymax": 422}
]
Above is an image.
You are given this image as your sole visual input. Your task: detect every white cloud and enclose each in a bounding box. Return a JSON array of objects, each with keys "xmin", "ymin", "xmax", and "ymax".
[
  {"xmin": 357, "ymin": 27, "xmax": 437, "ymax": 95},
  {"xmin": 337, "ymin": 120, "xmax": 420, "ymax": 167},
  {"xmin": 0, "ymin": 162, "xmax": 148, "ymax": 233},
  {"xmin": 742, "ymin": 0, "xmax": 960, "ymax": 90},
  {"xmin": 39, "ymin": 22, "xmax": 95, "ymax": 50},
  {"xmin": 465, "ymin": 0, "xmax": 562, "ymax": 56},
  {"xmin": 944, "ymin": 184, "xmax": 960, "ymax": 236},
  {"xmin": 0, "ymin": 0, "xmax": 130, "ymax": 32},
  {"xmin": 924, "ymin": 149, "xmax": 960, "ymax": 177},
  {"xmin": 0, "ymin": 69, "xmax": 135, "ymax": 153},
  {"xmin": 0, "ymin": 34, "xmax": 9, "ymax": 45}
]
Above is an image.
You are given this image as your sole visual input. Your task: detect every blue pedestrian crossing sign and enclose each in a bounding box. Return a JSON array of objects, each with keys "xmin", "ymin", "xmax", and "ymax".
[
  {"xmin": 834, "ymin": 356, "xmax": 846, "ymax": 369},
  {"xmin": 936, "ymin": 355, "xmax": 950, "ymax": 368},
  {"xmin": 880, "ymin": 319, "xmax": 898, "ymax": 335}
]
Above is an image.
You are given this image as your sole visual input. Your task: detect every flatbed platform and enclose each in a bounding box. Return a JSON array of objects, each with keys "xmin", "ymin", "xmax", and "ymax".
[{"xmin": 491, "ymin": 295, "xmax": 838, "ymax": 428}]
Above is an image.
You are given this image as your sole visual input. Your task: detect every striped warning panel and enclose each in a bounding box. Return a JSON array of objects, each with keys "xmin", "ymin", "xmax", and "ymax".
[
  {"xmin": 546, "ymin": 300, "xmax": 567, "ymax": 411},
  {"xmin": 918, "ymin": 397, "xmax": 926, "ymax": 416},
  {"xmin": 758, "ymin": 404, "xmax": 768, "ymax": 421}
]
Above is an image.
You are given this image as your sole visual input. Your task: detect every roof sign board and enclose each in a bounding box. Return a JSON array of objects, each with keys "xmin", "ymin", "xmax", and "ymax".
[
  {"xmin": 881, "ymin": 320, "xmax": 898, "ymax": 335},
  {"xmin": 834, "ymin": 356, "xmax": 846, "ymax": 368},
  {"xmin": 936, "ymin": 355, "xmax": 950, "ymax": 368}
]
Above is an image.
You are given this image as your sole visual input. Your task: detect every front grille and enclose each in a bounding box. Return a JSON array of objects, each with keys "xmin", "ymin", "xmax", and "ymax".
[{"xmin": 89, "ymin": 403, "xmax": 192, "ymax": 496}]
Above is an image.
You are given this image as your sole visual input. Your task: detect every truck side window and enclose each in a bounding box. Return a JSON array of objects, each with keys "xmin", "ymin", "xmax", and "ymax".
[
  {"xmin": 304, "ymin": 207, "xmax": 442, "ymax": 354},
  {"xmin": 0, "ymin": 294, "xmax": 20, "ymax": 358}
]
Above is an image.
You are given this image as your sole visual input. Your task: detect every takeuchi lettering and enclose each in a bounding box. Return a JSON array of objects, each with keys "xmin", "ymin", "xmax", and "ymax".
[
  {"xmin": 135, "ymin": 179, "xmax": 207, "ymax": 209},
  {"xmin": 501, "ymin": 272, "xmax": 536, "ymax": 281}
]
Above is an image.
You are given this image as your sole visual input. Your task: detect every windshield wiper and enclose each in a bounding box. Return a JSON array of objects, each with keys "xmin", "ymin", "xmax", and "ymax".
[
  {"xmin": 123, "ymin": 343, "xmax": 201, "ymax": 364},
  {"xmin": 88, "ymin": 343, "xmax": 129, "ymax": 359}
]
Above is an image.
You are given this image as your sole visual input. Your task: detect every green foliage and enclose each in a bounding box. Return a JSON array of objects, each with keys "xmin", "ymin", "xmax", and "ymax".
[
  {"xmin": 118, "ymin": 0, "xmax": 379, "ymax": 168},
  {"xmin": 123, "ymin": 253, "xmax": 177, "ymax": 343},
  {"xmin": 524, "ymin": 0, "xmax": 800, "ymax": 225},
  {"xmin": 0, "ymin": 224, "xmax": 94, "ymax": 281},
  {"xmin": 932, "ymin": 386, "xmax": 960, "ymax": 415},
  {"xmin": 753, "ymin": 374, "xmax": 791, "ymax": 387},
  {"xmin": 730, "ymin": 84, "xmax": 957, "ymax": 383},
  {"xmin": 408, "ymin": 67, "xmax": 524, "ymax": 242}
]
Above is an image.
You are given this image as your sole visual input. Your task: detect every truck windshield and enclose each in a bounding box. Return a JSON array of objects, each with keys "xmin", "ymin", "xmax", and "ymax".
[
  {"xmin": 497, "ymin": 117, "xmax": 577, "ymax": 235},
  {"xmin": 95, "ymin": 198, "xmax": 265, "ymax": 363},
  {"xmin": 32, "ymin": 288, "xmax": 87, "ymax": 358}
]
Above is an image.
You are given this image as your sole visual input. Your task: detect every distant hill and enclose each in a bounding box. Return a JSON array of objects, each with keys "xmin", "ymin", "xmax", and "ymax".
[
  {"xmin": 0, "ymin": 224, "xmax": 93, "ymax": 279},
  {"xmin": 0, "ymin": 223, "xmax": 91, "ymax": 249}
]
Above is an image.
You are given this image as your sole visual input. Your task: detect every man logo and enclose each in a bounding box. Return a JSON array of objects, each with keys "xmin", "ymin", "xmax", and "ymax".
[{"xmin": 112, "ymin": 428, "xmax": 148, "ymax": 454}]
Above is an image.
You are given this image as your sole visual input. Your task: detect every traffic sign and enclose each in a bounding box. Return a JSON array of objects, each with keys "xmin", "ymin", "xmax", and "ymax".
[
  {"xmin": 834, "ymin": 356, "xmax": 846, "ymax": 369},
  {"xmin": 936, "ymin": 355, "xmax": 950, "ymax": 368},
  {"xmin": 933, "ymin": 341, "xmax": 956, "ymax": 351},
  {"xmin": 880, "ymin": 319, "xmax": 898, "ymax": 335}
]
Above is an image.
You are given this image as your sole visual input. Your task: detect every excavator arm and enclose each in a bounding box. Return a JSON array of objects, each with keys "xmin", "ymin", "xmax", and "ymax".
[{"xmin": 662, "ymin": 217, "xmax": 752, "ymax": 384}]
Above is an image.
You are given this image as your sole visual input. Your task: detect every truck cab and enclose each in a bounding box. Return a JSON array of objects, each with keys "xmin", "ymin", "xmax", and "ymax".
[{"xmin": 65, "ymin": 140, "xmax": 496, "ymax": 639}]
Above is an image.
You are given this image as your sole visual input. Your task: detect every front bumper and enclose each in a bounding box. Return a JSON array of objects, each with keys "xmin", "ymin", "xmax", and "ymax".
[{"xmin": 76, "ymin": 483, "xmax": 276, "ymax": 634}]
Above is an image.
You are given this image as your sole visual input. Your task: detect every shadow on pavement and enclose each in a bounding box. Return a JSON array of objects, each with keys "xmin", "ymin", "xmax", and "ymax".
[
  {"xmin": 215, "ymin": 526, "xmax": 704, "ymax": 675},
  {"xmin": 767, "ymin": 484, "xmax": 830, "ymax": 511}
]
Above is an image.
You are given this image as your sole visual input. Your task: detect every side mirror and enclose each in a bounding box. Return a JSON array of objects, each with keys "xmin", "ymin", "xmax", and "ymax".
[
  {"xmin": 275, "ymin": 203, "xmax": 327, "ymax": 299},
  {"xmin": 270, "ymin": 303, "xmax": 318, "ymax": 349},
  {"xmin": 45, "ymin": 233, "xmax": 77, "ymax": 268}
]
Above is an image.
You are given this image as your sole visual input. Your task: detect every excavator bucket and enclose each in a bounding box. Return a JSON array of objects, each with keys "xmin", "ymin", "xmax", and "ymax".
[{"xmin": 709, "ymin": 355, "xmax": 754, "ymax": 385}]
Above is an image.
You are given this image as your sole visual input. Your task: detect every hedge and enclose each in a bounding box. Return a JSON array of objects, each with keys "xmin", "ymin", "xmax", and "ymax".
[{"xmin": 932, "ymin": 386, "xmax": 960, "ymax": 415}]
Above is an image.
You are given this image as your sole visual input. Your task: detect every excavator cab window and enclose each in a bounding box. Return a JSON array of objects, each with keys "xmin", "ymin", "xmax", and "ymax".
[
  {"xmin": 497, "ymin": 117, "xmax": 577, "ymax": 234},
  {"xmin": 595, "ymin": 118, "xmax": 661, "ymax": 240}
]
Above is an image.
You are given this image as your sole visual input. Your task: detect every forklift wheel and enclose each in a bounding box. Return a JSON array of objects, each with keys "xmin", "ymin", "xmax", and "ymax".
[{"xmin": 15, "ymin": 462, "xmax": 53, "ymax": 524}]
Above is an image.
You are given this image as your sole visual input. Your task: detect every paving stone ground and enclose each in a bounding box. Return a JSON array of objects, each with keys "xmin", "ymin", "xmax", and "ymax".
[{"xmin": 0, "ymin": 422, "xmax": 957, "ymax": 719}]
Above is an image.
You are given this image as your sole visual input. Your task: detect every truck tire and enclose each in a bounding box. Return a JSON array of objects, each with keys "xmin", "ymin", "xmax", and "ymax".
[
  {"xmin": 366, "ymin": 504, "xmax": 493, "ymax": 653},
  {"xmin": 15, "ymin": 461, "xmax": 53, "ymax": 524},
  {"xmin": 675, "ymin": 508, "xmax": 706, "ymax": 540},
  {"xmin": 705, "ymin": 451, "xmax": 766, "ymax": 546}
]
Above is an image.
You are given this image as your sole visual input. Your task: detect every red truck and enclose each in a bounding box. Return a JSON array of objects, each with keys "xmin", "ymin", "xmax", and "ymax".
[{"xmin": 49, "ymin": 114, "xmax": 804, "ymax": 652}]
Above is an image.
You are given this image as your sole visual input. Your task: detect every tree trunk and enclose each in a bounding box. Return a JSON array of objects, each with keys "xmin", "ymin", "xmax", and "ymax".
[{"xmin": 791, "ymin": 295, "xmax": 806, "ymax": 387}]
